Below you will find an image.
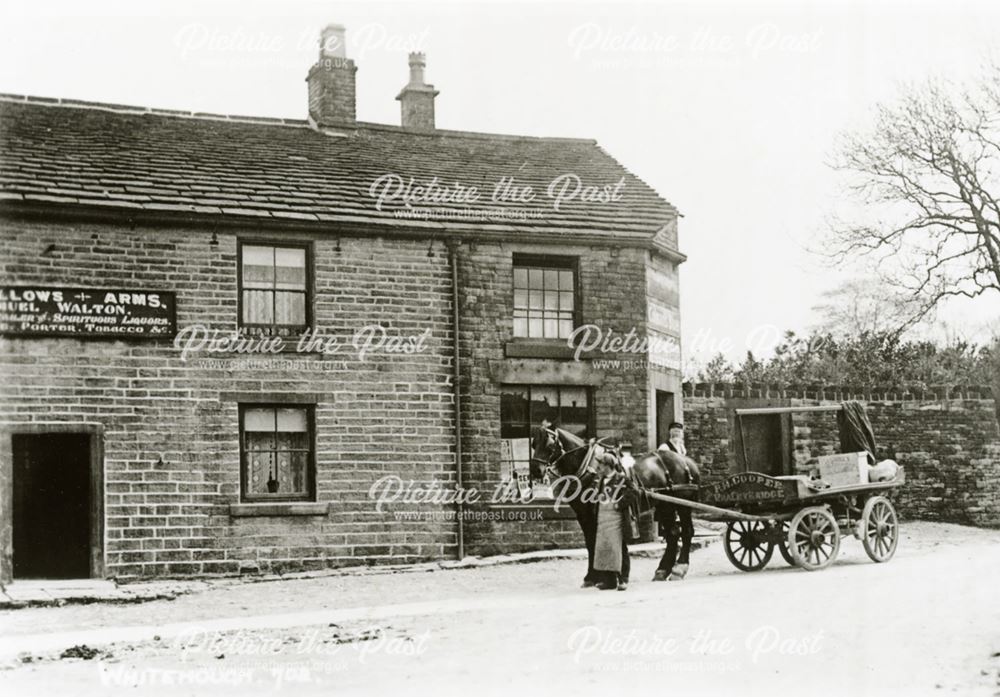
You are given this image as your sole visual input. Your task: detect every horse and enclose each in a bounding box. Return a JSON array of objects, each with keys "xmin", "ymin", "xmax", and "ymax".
[
  {"xmin": 631, "ymin": 448, "xmax": 701, "ymax": 581},
  {"xmin": 530, "ymin": 426, "xmax": 701, "ymax": 584},
  {"xmin": 529, "ymin": 426, "xmax": 623, "ymax": 588}
]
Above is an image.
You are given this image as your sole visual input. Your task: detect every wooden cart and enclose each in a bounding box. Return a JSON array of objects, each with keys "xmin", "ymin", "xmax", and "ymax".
[{"xmin": 646, "ymin": 405, "xmax": 904, "ymax": 572}]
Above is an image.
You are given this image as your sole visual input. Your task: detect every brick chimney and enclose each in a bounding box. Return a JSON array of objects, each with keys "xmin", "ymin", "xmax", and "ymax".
[
  {"xmin": 396, "ymin": 52, "xmax": 438, "ymax": 131},
  {"xmin": 306, "ymin": 24, "xmax": 357, "ymax": 128}
]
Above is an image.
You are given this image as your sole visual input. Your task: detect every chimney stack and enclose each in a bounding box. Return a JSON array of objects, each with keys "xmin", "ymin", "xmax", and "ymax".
[
  {"xmin": 396, "ymin": 52, "xmax": 439, "ymax": 131},
  {"xmin": 306, "ymin": 24, "xmax": 357, "ymax": 128}
]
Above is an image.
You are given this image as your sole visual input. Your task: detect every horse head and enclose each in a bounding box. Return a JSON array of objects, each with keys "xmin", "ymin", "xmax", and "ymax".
[
  {"xmin": 529, "ymin": 426, "xmax": 562, "ymax": 481},
  {"xmin": 529, "ymin": 426, "xmax": 590, "ymax": 481}
]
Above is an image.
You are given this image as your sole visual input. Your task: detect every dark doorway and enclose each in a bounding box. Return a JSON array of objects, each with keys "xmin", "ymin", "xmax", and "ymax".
[
  {"xmin": 655, "ymin": 390, "xmax": 676, "ymax": 447},
  {"xmin": 12, "ymin": 433, "xmax": 92, "ymax": 578}
]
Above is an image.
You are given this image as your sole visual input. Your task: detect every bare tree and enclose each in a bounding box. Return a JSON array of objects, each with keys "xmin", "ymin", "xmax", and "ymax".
[
  {"xmin": 830, "ymin": 66, "xmax": 1000, "ymax": 324},
  {"xmin": 991, "ymin": 337, "xmax": 1000, "ymax": 425},
  {"xmin": 812, "ymin": 277, "xmax": 923, "ymax": 337}
]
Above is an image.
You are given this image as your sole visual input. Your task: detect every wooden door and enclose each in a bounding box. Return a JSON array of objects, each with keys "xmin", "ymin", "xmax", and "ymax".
[{"xmin": 12, "ymin": 433, "xmax": 92, "ymax": 578}]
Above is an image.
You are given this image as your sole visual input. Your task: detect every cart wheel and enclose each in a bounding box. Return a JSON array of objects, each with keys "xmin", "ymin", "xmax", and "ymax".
[
  {"xmin": 860, "ymin": 496, "xmax": 898, "ymax": 563},
  {"xmin": 787, "ymin": 506, "xmax": 840, "ymax": 571},
  {"xmin": 723, "ymin": 520, "xmax": 774, "ymax": 571},
  {"xmin": 778, "ymin": 523, "xmax": 798, "ymax": 566}
]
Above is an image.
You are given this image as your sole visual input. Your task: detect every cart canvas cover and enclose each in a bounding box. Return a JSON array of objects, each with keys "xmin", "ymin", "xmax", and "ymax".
[{"xmin": 837, "ymin": 401, "xmax": 878, "ymax": 465}]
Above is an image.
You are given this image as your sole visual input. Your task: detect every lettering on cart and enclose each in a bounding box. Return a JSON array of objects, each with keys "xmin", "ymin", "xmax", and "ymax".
[{"xmin": 702, "ymin": 472, "xmax": 791, "ymax": 504}]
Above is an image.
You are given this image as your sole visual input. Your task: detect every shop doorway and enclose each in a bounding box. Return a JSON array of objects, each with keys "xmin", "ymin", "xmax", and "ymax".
[{"xmin": 12, "ymin": 433, "xmax": 94, "ymax": 578}]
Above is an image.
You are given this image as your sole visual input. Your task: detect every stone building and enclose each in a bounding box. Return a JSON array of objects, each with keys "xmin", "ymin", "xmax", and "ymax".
[{"xmin": 0, "ymin": 24, "xmax": 684, "ymax": 581}]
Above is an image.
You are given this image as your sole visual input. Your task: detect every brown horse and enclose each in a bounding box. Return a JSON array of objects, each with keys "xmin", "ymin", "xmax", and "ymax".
[
  {"xmin": 530, "ymin": 427, "xmax": 701, "ymax": 584},
  {"xmin": 529, "ymin": 426, "xmax": 622, "ymax": 588},
  {"xmin": 632, "ymin": 448, "xmax": 701, "ymax": 580}
]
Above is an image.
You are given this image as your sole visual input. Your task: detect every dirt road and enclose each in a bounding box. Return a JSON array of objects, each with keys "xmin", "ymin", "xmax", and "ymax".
[{"xmin": 2, "ymin": 522, "xmax": 999, "ymax": 696}]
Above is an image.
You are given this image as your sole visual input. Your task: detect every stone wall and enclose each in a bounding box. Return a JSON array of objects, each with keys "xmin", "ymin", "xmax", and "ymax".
[
  {"xmin": 682, "ymin": 383, "xmax": 1000, "ymax": 527},
  {"xmin": 457, "ymin": 241, "xmax": 676, "ymax": 557},
  {"xmin": 0, "ymin": 216, "xmax": 683, "ymax": 578},
  {"xmin": 0, "ymin": 219, "xmax": 457, "ymax": 580}
]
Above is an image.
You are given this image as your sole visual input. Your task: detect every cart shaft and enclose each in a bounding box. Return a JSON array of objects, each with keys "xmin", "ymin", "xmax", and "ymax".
[{"xmin": 643, "ymin": 489, "xmax": 789, "ymax": 522}]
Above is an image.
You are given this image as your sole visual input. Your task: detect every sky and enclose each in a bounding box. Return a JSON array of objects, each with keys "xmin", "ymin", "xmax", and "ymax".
[{"xmin": 2, "ymin": 0, "xmax": 998, "ymax": 373}]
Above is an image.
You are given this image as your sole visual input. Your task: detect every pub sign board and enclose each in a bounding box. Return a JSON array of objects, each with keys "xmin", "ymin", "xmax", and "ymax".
[{"xmin": 0, "ymin": 286, "xmax": 177, "ymax": 340}]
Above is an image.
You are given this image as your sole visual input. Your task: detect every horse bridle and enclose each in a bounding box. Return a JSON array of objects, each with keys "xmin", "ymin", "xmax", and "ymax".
[
  {"xmin": 530, "ymin": 427, "xmax": 608, "ymax": 481},
  {"xmin": 530, "ymin": 428, "xmax": 568, "ymax": 480}
]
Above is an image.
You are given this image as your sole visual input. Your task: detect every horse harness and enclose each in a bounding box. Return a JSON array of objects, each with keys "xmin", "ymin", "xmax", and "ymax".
[
  {"xmin": 533, "ymin": 429, "xmax": 697, "ymax": 506},
  {"xmin": 532, "ymin": 429, "xmax": 622, "ymax": 482},
  {"xmin": 655, "ymin": 448, "xmax": 697, "ymax": 488},
  {"xmin": 632, "ymin": 450, "xmax": 699, "ymax": 511}
]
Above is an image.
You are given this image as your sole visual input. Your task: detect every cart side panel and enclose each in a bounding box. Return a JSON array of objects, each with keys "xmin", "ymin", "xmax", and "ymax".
[{"xmin": 702, "ymin": 471, "xmax": 800, "ymax": 507}]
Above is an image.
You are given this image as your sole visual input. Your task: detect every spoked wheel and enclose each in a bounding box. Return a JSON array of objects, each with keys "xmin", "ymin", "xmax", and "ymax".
[
  {"xmin": 723, "ymin": 520, "xmax": 774, "ymax": 571},
  {"xmin": 861, "ymin": 496, "xmax": 899, "ymax": 562},
  {"xmin": 777, "ymin": 523, "xmax": 798, "ymax": 566},
  {"xmin": 787, "ymin": 506, "xmax": 840, "ymax": 571}
]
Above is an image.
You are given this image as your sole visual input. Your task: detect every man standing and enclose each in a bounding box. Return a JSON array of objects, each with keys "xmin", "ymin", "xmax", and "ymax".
[
  {"xmin": 659, "ymin": 421, "xmax": 686, "ymax": 456},
  {"xmin": 591, "ymin": 454, "xmax": 633, "ymax": 591},
  {"xmin": 653, "ymin": 421, "xmax": 696, "ymax": 581}
]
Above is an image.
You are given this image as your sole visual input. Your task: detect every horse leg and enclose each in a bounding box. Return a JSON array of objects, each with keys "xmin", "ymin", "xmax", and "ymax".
[
  {"xmin": 578, "ymin": 506, "xmax": 599, "ymax": 587},
  {"xmin": 671, "ymin": 508, "xmax": 695, "ymax": 580},
  {"xmin": 654, "ymin": 505, "xmax": 679, "ymax": 582},
  {"xmin": 678, "ymin": 508, "xmax": 695, "ymax": 565},
  {"xmin": 619, "ymin": 537, "xmax": 630, "ymax": 588}
]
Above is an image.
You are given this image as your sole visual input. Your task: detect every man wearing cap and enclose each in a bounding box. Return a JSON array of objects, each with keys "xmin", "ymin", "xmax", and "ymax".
[
  {"xmin": 659, "ymin": 421, "xmax": 686, "ymax": 457},
  {"xmin": 653, "ymin": 421, "xmax": 696, "ymax": 580}
]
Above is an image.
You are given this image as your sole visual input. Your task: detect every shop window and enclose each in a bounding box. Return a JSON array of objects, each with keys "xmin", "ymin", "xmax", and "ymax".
[
  {"xmin": 238, "ymin": 242, "xmax": 310, "ymax": 336},
  {"xmin": 512, "ymin": 255, "xmax": 577, "ymax": 339},
  {"xmin": 239, "ymin": 405, "xmax": 315, "ymax": 501},
  {"xmin": 500, "ymin": 385, "xmax": 592, "ymax": 500}
]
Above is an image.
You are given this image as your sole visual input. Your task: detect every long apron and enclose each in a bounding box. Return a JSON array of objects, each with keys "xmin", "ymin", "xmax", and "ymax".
[{"xmin": 593, "ymin": 497, "xmax": 624, "ymax": 572}]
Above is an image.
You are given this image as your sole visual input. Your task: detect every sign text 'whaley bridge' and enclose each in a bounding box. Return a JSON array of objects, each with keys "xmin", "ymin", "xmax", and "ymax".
[
  {"xmin": 701, "ymin": 471, "xmax": 798, "ymax": 505},
  {"xmin": 0, "ymin": 286, "xmax": 177, "ymax": 340}
]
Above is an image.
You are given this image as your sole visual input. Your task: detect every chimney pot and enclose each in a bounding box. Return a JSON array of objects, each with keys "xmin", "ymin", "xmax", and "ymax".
[
  {"xmin": 408, "ymin": 52, "xmax": 427, "ymax": 84},
  {"xmin": 320, "ymin": 24, "xmax": 347, "ymax": 58}
]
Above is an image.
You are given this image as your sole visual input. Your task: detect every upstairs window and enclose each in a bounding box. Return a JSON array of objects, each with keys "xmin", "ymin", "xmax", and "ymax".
[
  {"xmin": 239, "ymin": 242, "xmax": 309, "ymax": 335},
  {"xmin": 512, "ymin": 256, "xmax": 577, "ymax": 339}
]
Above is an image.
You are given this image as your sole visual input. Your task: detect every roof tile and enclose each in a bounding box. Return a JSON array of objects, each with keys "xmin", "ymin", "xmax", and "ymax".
[{"xmin": 0, "ymin": 95, "xmax": 678, "ymax": 241}]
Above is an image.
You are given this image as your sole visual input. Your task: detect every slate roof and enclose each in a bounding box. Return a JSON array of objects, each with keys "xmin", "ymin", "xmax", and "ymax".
[{"xmin": 0, "ymin": 94, "xmax": 679, "ymax": 247}]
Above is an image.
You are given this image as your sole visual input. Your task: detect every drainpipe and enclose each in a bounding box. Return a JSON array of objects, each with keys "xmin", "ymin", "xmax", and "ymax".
[{"xmin": 447, "ymin": 239, "xmax": 464, "ymax": 560}]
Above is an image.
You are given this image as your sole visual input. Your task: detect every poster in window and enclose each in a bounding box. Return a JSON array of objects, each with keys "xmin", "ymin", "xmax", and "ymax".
[{"xmin": 501, "ymin": 437, "xmax": 537, "ymax": 501}]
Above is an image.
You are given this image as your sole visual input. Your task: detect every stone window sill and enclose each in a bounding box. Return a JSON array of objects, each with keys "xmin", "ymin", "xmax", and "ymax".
[{"xmin": 229, "ymin": 502, "xmax": 330, "ymax": 517}]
